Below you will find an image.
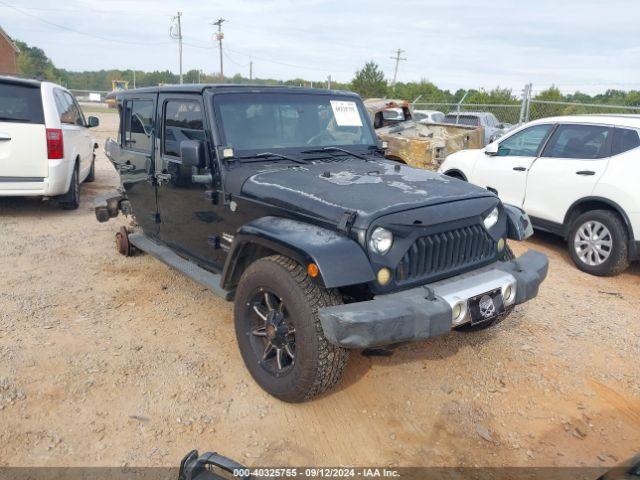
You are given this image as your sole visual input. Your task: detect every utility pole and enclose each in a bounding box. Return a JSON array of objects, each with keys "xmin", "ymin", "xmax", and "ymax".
[
  {"xmin": 327, "ymin": 75, "xmax": 331, "ymax": 90},
  {"xmin": 249, "ymin": 61, "xmax": 253, "ymax": 81},
  {"xmin": 389, "ymin": 48, "xmax": 406, "ymax": 89},
  {"xmin": 212, "ymin": 18, "xmax": 226, "ymax": 79},
  {"xmin": 169, "ymin": 12, "xmax": 183, "ymax": 84}
]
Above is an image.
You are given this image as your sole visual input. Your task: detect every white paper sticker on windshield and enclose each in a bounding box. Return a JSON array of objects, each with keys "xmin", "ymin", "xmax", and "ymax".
[{"xmin": 330, "ymin": 100, "xmax": 363, "ymax": 127}]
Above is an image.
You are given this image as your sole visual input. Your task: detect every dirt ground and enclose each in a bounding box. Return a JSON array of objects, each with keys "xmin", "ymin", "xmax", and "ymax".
[{"xmin": 0, "ymin": 110, "xmax": 639, "ymax": 468}]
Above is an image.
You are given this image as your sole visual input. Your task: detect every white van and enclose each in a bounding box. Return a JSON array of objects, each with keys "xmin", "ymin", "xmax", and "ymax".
[{"xmin": 0, "ymin": 76, "xmax": 99, "ymax": 209}]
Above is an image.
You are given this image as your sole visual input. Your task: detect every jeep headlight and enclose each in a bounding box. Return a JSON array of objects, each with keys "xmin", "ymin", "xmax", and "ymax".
[
  {"xmin": 369, "ymin": 227, "xmax": 393, "ymax": 255},
  {"xmin": 483, "ymin": 206, "xmax": 499, "ymax": 230}
]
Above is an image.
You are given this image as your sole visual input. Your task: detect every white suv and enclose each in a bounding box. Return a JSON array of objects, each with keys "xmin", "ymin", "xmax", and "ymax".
[
  {"xmin": 0, "ymin": 76, "xmax": 99, "ymax": 209},
  {"xmin": 439, "ymin": 115, "xmax": 640, "ymax": 276}
]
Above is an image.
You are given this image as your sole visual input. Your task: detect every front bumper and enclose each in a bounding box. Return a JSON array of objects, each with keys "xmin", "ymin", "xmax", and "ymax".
[{"xmin": 318, "ymin": 250, "xmax": 548, "ymax": 348}]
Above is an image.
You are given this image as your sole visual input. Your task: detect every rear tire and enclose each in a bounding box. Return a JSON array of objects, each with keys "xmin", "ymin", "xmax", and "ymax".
[
  {"xmin": 59, "ymin": 164, "xmax": 80, "ymax": 210},
  {"xmin": 85, "ymin": 156, "xmax": 96, "ymax": 183},
  {"xmin": 567, "ymin": 209, "xmax": 629, "ymax": 276},
  {"xmin": 234, "ymin": 255, "xmax": 349, "ymax": 402}
]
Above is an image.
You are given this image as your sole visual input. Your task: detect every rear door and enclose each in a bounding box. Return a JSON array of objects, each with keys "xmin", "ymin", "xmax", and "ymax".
[
  {"xmin": 470, "ymin": 123, "xmax": 554, "ymax": 207},
  {"xmin": 0, "ymin": 81, "xmax": 47, "ymax": 180},
  {"xmin": 524, "ymin": 123, "xmax": 612, "ymax": 224},
  {"xmin": 118, "ymin": 94, "xmax": 159, "ymax": 237}
]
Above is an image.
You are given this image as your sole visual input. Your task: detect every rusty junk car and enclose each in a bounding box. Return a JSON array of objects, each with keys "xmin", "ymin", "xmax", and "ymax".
[{"xmin": 364, "ymin": 98, "xmax": 484, "ymax": 170}]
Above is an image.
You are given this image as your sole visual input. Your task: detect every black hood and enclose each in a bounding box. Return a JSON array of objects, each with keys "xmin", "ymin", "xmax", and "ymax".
[{"xmin": 236, "ymin": 158, "xmax": 494, "ymax": 228}]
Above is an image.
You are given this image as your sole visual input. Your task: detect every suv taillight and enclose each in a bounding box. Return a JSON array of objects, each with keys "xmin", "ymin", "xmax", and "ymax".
[{"xmin": 46, "ymin": 128, "xmax": 64, "ymax": 159}]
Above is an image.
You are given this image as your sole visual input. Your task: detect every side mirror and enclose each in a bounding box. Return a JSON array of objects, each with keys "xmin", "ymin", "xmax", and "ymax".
[
  {"xmin": 485, "ymin": 142, "xmax": 499, "ymax": 156},
  {"xmin": 180, "ymin": 140, "xmax": 206, "ymax": 169},
  {"xmin": 87, "ymin": 116, "xmax": 99, "ymax": 128}
]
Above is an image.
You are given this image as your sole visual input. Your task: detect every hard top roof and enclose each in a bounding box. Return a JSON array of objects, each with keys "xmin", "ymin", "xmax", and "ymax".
[{"xmin": 115, "ymin": 83, "xmax": 358, "ymax": 98}]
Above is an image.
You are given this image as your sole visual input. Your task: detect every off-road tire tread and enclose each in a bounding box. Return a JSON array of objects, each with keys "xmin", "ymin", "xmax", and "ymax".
[
  {"xmin": 236, "ymin": 255, "xmax": 349, "ymax": 402},
  {"xmin": 268, "ymin": 255, "xmax": 349, "ymax": 400}
]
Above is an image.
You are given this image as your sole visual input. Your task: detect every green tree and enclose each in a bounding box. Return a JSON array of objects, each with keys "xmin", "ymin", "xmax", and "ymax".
[
  {"xmin": 14, "ymin": 40, "xmax": 64, "ymax": 83},
  {"xmin": 350, "ymin": 61, "xmax": 387, "ymax": 98}
]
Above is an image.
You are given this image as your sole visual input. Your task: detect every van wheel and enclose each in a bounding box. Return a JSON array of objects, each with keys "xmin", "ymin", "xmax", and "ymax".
[
  {"xmin": 234, "ymin": 255, "xmax": 349, "ymax": 402},
  {"xmin": 60, "ymin": 165, "xmax": 80, "ymax": 210},
  {"xmin": 85, "ymin": 157, "xmax": 96, "ymax": 183},
  {"xmin": 568, "ymin": 210, "xmax": 629, "ymax": 276}
]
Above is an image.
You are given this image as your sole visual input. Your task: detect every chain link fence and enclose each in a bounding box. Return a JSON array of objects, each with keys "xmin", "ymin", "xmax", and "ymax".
[{"xmin": 413, "ymin": 97, "xmax": 640, "ymax": 129}]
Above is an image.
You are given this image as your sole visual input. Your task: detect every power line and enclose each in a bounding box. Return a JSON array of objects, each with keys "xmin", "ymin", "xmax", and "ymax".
[{"xmin": 0, "ymin": 0, "xmax": 170, "ymax": 46}]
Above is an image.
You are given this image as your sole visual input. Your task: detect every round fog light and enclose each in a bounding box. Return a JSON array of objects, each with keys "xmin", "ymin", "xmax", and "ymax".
[
  {"xmin": 377, "ymin": 268, "xmax": 391, "ymax": 285},
  {"xmin": 504, "ymin": 286, "xmax": 512, "ymax": 301},
  {"xmin": 452, "ymin": 302, "xmax": 466, "ymax": 323},
  {"xmin": 497, "ymin": 238, "xmax": 505, "ymax": 252}
]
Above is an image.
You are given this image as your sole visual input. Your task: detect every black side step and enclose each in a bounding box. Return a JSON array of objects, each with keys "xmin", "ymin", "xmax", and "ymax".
[{"xmin": 129, "ymin": 233, "xmax": 230, "ymax": 300}]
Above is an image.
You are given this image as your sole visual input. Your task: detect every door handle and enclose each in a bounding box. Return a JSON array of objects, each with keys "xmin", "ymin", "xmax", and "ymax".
[
  {"xmin": 513, "ymin": 166, "xmax": 527, "ymax": 171},
  {"xmin": 0, "ymin": 133, "xmax": 11, "ymax": 141},
  {"xmin": 576, "ymin": 170, "xmax": 595, "ymax": 176}
]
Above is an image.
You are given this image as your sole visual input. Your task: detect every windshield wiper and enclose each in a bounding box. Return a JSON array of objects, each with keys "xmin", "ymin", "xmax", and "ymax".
[
  {"xmin": 300, "ymin": 147, "xmax": 368, "ymax": 161},
  {"xmin": 234, "ymin": 152, "xmax": 306, "ymax": 165}
]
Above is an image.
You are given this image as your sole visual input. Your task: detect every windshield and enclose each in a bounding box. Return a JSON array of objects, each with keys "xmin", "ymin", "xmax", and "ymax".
[{"xmin": 213, "ymin": 92, "xmax": 376, "ymax": 153}]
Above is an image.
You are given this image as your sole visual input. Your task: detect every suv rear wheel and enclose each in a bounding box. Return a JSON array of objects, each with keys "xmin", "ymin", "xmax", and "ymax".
[
  {"xmin": 234, "ymin": 255, "xmax": 349, "ymax": 402},
  {"xmin": 568, "ymin": 210, "xmax": 629, "ymax": 276}
]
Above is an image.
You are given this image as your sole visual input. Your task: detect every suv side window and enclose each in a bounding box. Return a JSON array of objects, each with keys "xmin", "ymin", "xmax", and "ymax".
[
  {"xmin": 542, "ymin": 124, "xmax": 611, "ymax": 159},
  {"xmin": 163, "ymin": 99, "xmax": 205, "ymax": 158},
  {"xmin": 497, "ymin": 124, "xmax": 553, "ymax": 157},
  {"xmin": 611, "ymin": 127, "xmax": 640, "ymax": 156},
  {"xmin": 122, "ymin": 99, "xmax": 154, "ymax": 153}
]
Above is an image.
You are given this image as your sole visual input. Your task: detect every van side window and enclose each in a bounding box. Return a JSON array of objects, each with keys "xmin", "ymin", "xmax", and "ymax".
[
  {"xmin": 611, "ymin": 127, "xmax": 640, "ymax": 156},
  {"xmin": 122, "ymin": 99, "xmax": 154, "ymax": 153},
  {"xmin": 163, "ymin": 100, "xmax": 205, "ymax": 158},
  {"xmin": 54, "ymin": 90, "xmax": 83, "ymax": 126}
]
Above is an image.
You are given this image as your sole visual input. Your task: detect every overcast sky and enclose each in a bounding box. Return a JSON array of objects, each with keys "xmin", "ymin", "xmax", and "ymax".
[{"xmin": 3, "ymin": 0, "xmax": 639, "ymax": 94}]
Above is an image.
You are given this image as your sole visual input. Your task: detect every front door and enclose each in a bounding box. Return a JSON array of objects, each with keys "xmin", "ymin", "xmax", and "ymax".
[
  {"xmin": 471, "ymin": 123, "xmax": 555, "ymax": 207},
  {"xmin": 155, "ymin": 93, "xmax": 226, "ymax": 270},
  {"xmin": 524, "ymin": 123, "xmax": 612, "ymax": 224},
  {"xmin": 118, "ymin": 94, "xmax": 158, "ymax": 236}
]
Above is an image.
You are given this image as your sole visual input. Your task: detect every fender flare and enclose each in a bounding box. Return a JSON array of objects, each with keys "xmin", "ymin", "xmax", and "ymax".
[{"xmin": 221, "ymin": 217, "xmax": 376, "ymax": 290}]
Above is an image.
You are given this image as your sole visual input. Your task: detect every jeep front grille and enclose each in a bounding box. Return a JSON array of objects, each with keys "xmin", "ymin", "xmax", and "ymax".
[{"xmin": 395, "ymin": 225, "xmax": 496, "ymax": 283}]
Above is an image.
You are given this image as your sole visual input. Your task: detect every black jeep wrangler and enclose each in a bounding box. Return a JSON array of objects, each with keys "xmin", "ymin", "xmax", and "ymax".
[{"xmin": 96, "ymin": 84, "xmax": 548, "ymax": 402}]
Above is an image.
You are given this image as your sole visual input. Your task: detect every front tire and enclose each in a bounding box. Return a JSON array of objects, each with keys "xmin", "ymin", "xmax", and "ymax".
[
  {"xmin": 568, "ymin": 210, "xmax": 629, "ymax": 276},
  {"xmin": 234, "ymin": 255, "xmax": 349, "ymax": 402}
]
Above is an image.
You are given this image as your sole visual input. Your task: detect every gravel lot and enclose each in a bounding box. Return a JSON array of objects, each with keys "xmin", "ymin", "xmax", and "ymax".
[{"xmin": 0, "ymin": 111, "xmax": 639, "ymax": 468}]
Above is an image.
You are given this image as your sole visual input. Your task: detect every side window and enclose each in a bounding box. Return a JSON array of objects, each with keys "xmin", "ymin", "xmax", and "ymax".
[
  {"xmin": 611, "ymin": 127, "xmax": 640, "ymax": 156},
  {"xmin": 433, "ymin": 113, "xmax": 444, "ymax": 123},
  {"xmin": 497, "ymin": 124, "xmax": 553, "ymax": 157},
  {"xmin": 63, "ymin": 92, "xmax": 85, "ymax": 126},
  {"xmin": 54, "ymin": 90, "xmax": 74, "ymax": 125},
  {"xmin": 163, "ymin": 99, "xmax": 205, "ymax": 158},
  {"xmin": 542, "ymin": 124, "xmax": 610, "ymax": 159},
  {"xmin": 122, "ymin": 100, "xmax": 154, "ymax": 152}
]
